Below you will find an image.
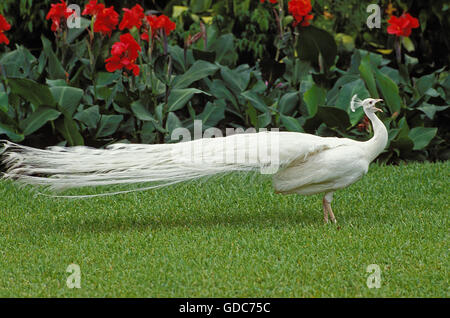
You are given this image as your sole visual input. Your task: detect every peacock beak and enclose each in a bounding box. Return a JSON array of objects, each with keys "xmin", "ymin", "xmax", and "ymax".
[{"xmin": 374, "ymin": 99, "xmax": 383, "ymax": 112}]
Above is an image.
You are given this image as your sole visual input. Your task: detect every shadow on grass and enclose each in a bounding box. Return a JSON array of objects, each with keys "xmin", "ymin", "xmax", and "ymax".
[{"xmin": 34, "ymin": 206, "xmax": 323, "ymax": 235}]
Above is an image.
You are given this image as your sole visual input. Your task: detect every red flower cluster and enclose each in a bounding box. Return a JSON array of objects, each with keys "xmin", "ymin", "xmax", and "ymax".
[
  {"xmin": 141, "ymin": 14, "xmax": 176, "ymax": 42},
  {"xmin": 46, "ymin": 0, "xmax": 75, "ymax": 32},
  {"xmin": 82, "ymin": 0, "xmax": 119, "ymax": 37},
  {"xmin": 387, "ymin": 13, "xmax": 419, "ymax": 37},
  {"xmin": 260, "ymin": 0, "xmax": 278, "ymax": 3},
  {"xmin": 288, "ymin": 0, "xmax": 314, "ymax": 27},
  {"xmin": 119, "ymin": 4, "xmax": 145, "ymax": 30},
  {"xmin": 105, "ymin": 33, "xmax": 142, "ymax": 76},
  {"xmin": 0, "ymin": 14, "xmax": 11, "ymax": 45}
]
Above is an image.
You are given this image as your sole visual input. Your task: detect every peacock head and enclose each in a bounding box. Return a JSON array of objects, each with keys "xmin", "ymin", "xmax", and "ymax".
[{"xmin": 351, "ymin": 95, "xmax": 383, "ymax": 113}]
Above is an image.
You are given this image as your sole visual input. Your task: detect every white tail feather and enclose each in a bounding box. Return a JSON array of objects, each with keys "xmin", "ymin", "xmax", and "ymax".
[{"xmin": 1, "ymin": 132, "xmax": 286, "ymax": 197}]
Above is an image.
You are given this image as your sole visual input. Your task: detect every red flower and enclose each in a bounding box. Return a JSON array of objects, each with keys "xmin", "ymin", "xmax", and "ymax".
[
  {"xmin": 288, "ymin": 0, "xmax": 314, "ymax": 27},
  {"xmin": 0, "ymin": 14, "xmax": 11, "ymax": 45},
  {"xmin": 387, "ymin": 13, "xmax": 419, "ymax": 37},
  {"xmin": 260, "ymin": 0, "xmax": 278, "ymax": 3},
  {"xmin": 46, "ymin": 0, "xmax": 75, "ymax": 32},
  {"xmin": 95, "ymin": 6, "xmax": 119, "ymax": 36},
  {"xmin": 82, "ymin": 0, "xmax": 104, "ymax": 16},
  {"xmin": 119, "ymin": 4, "xmax": 145, "ymax": 30},
  {"xmin": 82, "ymin": 1, "xmax": 118, "ymax": 36},
  {"xmin": 141, "ymin": 14, "xmax": 176, "ymax": 42},
  {"xmin": 105, "ymin": 33, "xmax": 141, "ymax": 76}
]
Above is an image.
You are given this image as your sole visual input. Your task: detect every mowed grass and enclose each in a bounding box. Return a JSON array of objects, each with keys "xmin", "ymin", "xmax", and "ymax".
[{"xmin": 0, "ymin": 162, "xmax": 448, "ymax": 297}]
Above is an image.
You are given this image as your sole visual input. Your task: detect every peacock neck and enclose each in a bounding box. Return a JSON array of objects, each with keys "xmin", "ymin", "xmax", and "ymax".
[{"xmin": 363, "ymin": 111, "xmax": 388, "ymax": 162}]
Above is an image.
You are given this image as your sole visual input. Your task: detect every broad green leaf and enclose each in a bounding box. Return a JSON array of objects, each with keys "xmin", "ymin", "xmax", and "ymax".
[
  {"xmin": 41, "ymin": 35, "xmax": 66, "ymax": 80},
  {"xmin": 297, "ymin": 26, "xmax": 337, "ymax": 70},
  {"xmin": 417, "ymin": 103, "xmax": 449, "ymax": 120},
  {"xmin": 0, "ymin": 92, "xmax": 8, "ymax": 113},
  {"xmin": 241, "ymin": 91, "xmax": 268, "ymax": 113},
  {"xmin": 55, "ymin": 116, "xmax": 84, "ymax": 146},
  {"xmin": 0, "ymin": 45, "xmax": 37, "ymax": 78},
  {"xmin": 96, "ymin": 115, "xmax": 123, "ymax": 138},
  {"xmin": 46, "ymin": 79, "xmax": 67, "ymax": 87},
  {"xmin": 74, "ymin": 106, "xmax": 100, "ymax": 129},
  {"xmin": 0, "ymin": 122, "xmax": 24, "ymax": 142},
  {"xmin": 281, "ymin": 115, "xmax": 303, "ymax": 132},
  {"xmin": 8, "ymin": 78, "xmax": 56, "ymax": 107},
  {"xmin": 172, "ymin": 60, "xmax": 219, "ymax": 89},
  {"xmin": 96, "ymin": 72, "xmax": 121, "ymax": 86},
  {"xmin": 304, "ymin": 106, "xmax": 351, "ymax": 132},
  {"xmin": 168, "ymin": 88, "xmax": 209, "ymax": 112},
  {"xmin": 375, "ymin": 69, "xmax": 402, "ymax": 113},
  {"xmin": 303, "ymin": 85, "xmax": 326, "ymax": 118},
  {"xmin": 198, "ymin": 100, "xmax": 226, "ymax": 127},
  {"xmin": 208, "ymin": 79, "xmax": 238, "ymax": 110},
  {"xmin": 279, "ymin": 92, "xmax": 299, "ymax": 115},
  {"xmin": 20, "ymin": 107, "xmax": 61, "ymax": 136},
  {"xmin": 209, "ymin": 34, "xmax": 237, "ymax": 65},
  {"xmin": 415, "ymin": 74, "xmax": 435, "ymax": 96},
  {"xmin": 258, "ymin": 112, "xmax": 272, "ymax": 128},
  {"xmin": 408, "ymin": 127, "xmax": 437, "ymax": 150},
  {"xmin": 359, "ymin": 57, "xmax": 379, "ymax": 98},
  {"xmin": 220, "ymin": 65, "xmax": 251, "ymax": 93},
  {"xmin": 50, "ymin": 86, "xmax": 83, "ymax": 117},
  {"xmin": 66, "ymin": 17, "xmax": 91, "ymax": 44},
  {"xmin": 390, "ymin": 117, "xmax": 413, "ymax": 153},
  {"xmin": 131, "ymin": 101, "xmax": 157, "ymax": 122},
  {"xmin": 402, "ymin": 36, "xmax": 415, "ymax": 52},
  {"xmin": 166, "ymin": 112, "xmax": 182, "ymax": 135}
]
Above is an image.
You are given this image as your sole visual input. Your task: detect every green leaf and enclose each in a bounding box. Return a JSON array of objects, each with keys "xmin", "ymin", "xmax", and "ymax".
[
  {"xmin": 417, "ymin": 103, "xmax": 449, "ymax": 120},
  {"xmin": 55, "ymin": 116, "xmax": 84, "ymax": 146},
  {"xmin": 172, "ymin": 60, "xmax": 219, "ymax": 89},
  {"xmin": 96, "ymin": 115, "xmax": 123, "ymax": 138},
  {"xmin": 166, "ymin": 112, "xmax": 182, "ymax": 135},
  {"xmin": 209, "ymin": 34, "xmax": 237, "ymax": 65},
  {"xmin": 390, "ymin": 117, "xmax": 413, "ymax": 153},
  {"xmin": 220, "ymin": 65, "xmax": 251, "ymax": 93},
  {"xmin": 304, "ymin": 106, "xmax": 351, "ymax": 132},
  {"xmin": 198, "ymin": 100, "xmax": 226, "ymax": 127},
  {"xmin": 281, "ymin": 115, "xmax": 303, "ymax": 132},
  {"xmin": 74, "ymin": 106, "xmax": 100, "ymax": 129},
  {"xmin": 96, "ymin": 72, "xmax": 121, "ymax": 86},
  {"xmin": 66, "ymin": 17, "xmax": 91, "ymax": 44},
  {"xmin": 279, "ymin": 92, "xmax": 299, "ymax": 115},
  {"xmin": 0, "ymin": 45, "xmax": 37, "ymax": 78},
  {"xmin": 415, "ymin": 74, "xmax": 435, "ymax": 96},
  {"xmin": 8, "ymin": 78, "xmax": 56, "ymax": 107},
  {"xmin": 41, "ymin": 35, "xmax": 66, "ymax": 80},
  {"xmin": 241, "ymin": 91, "xmax": 269, "ymax": 113},
  {"xmin": 207, "ymin": 79, "xmax": 238, "ymax": 110},
  {"xmin": 168, "ymin": 88, "xmax": 209, "ymax": 112},
  {"xmin": 303, "ymin": 85, "xmax": 326, "ymax": 118},
  {"xmin": 0, "ymin": 122, "xmax": 24, "ymax": 142},
  {"xmin": 0, "ymin": 92, "xmax": 8, "ymax": 113},
  {"xmin": 258, "ymin": 112, "xmax": 272, "ymax": 128},
  {"xmin": 297, "ymin": 26, "xmax": 337, "ymax": 70},
  {"xmin": 408, "ymin": 127, "xmax": 437, "ymax": 150},
  {"xmin": 359, "ymin": 57, "xmax": 379, "ymax": 98},
  {"xmin": 401, "ymin": 36, "xmax": 415, "ymax": 52},
  {"xmin": 20, "ymin": 107, "xmax": 61, "ymax": 136},
  {"xmin": 375, "ymin": 69, "xmax": 402, "ymax": 113},
  {"xmin": 131, "ymin": 101, "xmax": 157, "ymax": 122},
  {"xmin": 50, "ymin": 86, "xmax": 83, "ymax": 117}
]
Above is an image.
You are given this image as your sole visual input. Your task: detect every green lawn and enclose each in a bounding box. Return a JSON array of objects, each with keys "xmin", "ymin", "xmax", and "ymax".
[{"xmin": 0, "ymin": 162, "xmax": 448, "ymax": 297}]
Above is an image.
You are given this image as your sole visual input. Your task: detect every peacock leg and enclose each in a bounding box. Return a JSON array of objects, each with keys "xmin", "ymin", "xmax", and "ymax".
[
  {"xmin": 322, "ymin": 197, "xmax": 329, "ymax": 223},
  {"xmin": 323, "ymin": 192, "xmax": 336, "ymax": 223}
]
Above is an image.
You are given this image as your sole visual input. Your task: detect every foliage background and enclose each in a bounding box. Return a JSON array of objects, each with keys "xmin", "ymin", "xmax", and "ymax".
[{"xmin": 0, "ymin": 0, "xmax": 448, "ymax": 164}]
